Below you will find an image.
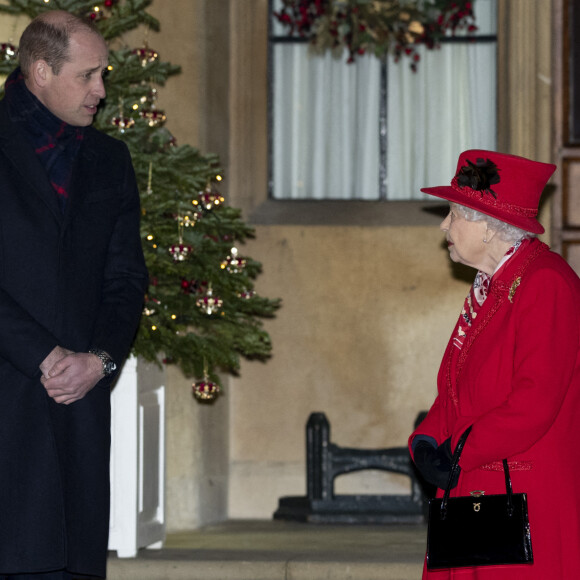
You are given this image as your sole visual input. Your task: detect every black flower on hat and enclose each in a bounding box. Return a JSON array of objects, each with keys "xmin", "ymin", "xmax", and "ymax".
[{"xmin": 456, "ymin": 158, "xmax": 501, "ymax": 199}]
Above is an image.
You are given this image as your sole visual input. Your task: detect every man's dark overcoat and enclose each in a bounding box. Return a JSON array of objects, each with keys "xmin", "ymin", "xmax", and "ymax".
[{"xmin": 0, "ymin": 97, "xmax": 148, "ymax": 577}]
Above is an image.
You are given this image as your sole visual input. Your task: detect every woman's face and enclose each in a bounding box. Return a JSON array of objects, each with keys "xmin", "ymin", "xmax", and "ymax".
[{"xmin": 440, "ymin": 204, "xmax": 489, "ymax": 270}]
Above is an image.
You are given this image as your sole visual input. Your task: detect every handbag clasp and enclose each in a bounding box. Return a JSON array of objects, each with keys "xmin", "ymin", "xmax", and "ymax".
[{"xmin": 470, "ymin": 490, "xmax": 485, "ymax": 497}]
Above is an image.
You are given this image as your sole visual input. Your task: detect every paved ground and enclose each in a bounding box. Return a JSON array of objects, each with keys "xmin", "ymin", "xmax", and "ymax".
[{"xmin": 107, "ymin": 520, "xmax": 427, "ymax": 579}]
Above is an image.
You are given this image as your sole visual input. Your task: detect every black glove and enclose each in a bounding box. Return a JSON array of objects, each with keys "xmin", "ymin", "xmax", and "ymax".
[{"xmin": 413, "ymin": 438, "xmax": 460, "ymax": 490}]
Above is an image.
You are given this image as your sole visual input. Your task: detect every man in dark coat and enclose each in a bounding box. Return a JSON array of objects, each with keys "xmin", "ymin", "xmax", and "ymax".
[{"xmin": 0, "ymin": 10, "xmax": 148, "ymax": 579}]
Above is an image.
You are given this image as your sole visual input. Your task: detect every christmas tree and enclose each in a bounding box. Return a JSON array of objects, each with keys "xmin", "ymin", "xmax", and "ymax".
[{"xmin": 0, "ymin": 0, "xmax": 281, "ymax": 401}]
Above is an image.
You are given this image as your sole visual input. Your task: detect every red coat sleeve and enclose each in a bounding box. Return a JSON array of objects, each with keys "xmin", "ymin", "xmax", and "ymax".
[{"xmin": 408, "ymin": 394, "xmax": 444, "ymax": 457}]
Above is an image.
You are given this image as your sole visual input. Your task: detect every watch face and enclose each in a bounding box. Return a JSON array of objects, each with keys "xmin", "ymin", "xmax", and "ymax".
[
  {"xmin": 90, "ymin": 350, "xmax": 116, "ymax": 376},
  {"xmin": 104, "ymin": 361, "xmax": 117, "ymax": 375}
]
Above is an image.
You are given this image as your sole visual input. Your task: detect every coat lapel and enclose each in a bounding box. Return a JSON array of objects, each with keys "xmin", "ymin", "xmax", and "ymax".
[
  {"xmin": 452, "ymin": 239, "xmax": 549, "ymax": 392},
  {"xmin": 62, "ymin": 131, "xmax": 99, "ymax": 229},
  {"xmin": 0, "ymin": 104, "xmax": 62, "ymax": 224},
  {"xmin": 444, "ymin": 239, "xmax": 549, "ymax": 409}
]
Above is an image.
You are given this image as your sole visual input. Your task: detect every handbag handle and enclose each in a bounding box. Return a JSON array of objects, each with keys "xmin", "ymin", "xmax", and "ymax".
[{"xmin": 440, "ymin": 426, "xmax": 514, "ymax": 519}]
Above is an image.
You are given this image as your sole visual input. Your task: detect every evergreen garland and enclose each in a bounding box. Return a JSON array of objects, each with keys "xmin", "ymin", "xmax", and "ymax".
[{"xmin": 275, "ymin": 0, "xmax": 478, "ymax": 68}]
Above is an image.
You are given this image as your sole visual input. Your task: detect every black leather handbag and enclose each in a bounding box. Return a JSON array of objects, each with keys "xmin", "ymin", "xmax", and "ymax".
[{"xmin": 426, "ymin": 426, "xmax": 534, "ymax": 570}]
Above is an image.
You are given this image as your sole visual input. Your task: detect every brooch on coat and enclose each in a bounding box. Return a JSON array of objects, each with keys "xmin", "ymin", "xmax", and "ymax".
[{"xmin": 508, "ymin": 277, "xmax": 522, "ymax": 303}]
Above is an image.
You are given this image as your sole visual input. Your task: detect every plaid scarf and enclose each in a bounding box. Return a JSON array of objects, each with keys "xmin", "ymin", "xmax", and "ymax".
[{"xmin": 4, "ymin": 67, "xmax": 84, "ymax": 212}]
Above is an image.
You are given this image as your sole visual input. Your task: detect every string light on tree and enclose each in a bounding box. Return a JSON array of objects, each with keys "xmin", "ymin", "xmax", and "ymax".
[
  {"xmin": 88, "ymin": 5, "xmax": 103, "ymax": 21},
  {"xmin": 145, "ymin": 233, "xmax": 157, "ymax": 249},
  {"xmin": 89, "ymin": 0, "xmax": 119, "ymax": 17}
]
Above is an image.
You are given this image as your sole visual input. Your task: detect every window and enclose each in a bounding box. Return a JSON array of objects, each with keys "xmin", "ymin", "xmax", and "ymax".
[{"xmin": 268, "ymin": 0, "xmax": 498, "ymax": 200}]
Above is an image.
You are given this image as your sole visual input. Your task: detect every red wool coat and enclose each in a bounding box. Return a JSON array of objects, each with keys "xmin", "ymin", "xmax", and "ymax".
[{"xmin": 410, "ymin": 238, "xmax": 580, "ymax": 579}]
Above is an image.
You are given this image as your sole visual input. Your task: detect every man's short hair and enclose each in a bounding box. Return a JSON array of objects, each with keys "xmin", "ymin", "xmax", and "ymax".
[{"xmin": 18, "ymin": 12, "xmax": 102, "ymax": 78}]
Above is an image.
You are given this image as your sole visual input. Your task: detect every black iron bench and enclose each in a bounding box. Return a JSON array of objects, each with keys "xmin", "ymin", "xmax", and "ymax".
[{"xmin": 274, "ymin": 411, "xmax": 430, "ymax": 524}]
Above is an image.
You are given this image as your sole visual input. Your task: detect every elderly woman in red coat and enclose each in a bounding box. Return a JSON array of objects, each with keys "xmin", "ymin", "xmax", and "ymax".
[{"xmin": 410, "ymin": 150, "xmax": 580, "ymax": 579}]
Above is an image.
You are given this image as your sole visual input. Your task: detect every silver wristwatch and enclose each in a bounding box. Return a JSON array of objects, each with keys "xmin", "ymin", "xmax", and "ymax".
[{"xmin": 89, "ymin": 349, "xmax": 117, "ymax": 377}]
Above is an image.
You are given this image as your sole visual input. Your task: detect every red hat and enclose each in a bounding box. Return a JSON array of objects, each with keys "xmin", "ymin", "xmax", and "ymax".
[{"xmin": 421, "ymin": 150, "xmax": 556, "ymax": 234}]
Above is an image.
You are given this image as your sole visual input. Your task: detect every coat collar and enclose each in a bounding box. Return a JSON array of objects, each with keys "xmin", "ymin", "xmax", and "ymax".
[
  {"xmin": 0, "ymin": 100, "xmax": 63, "ymax": 223},
  {"xmin": 446, "ymin": 238, "xmax": 549, "ymax": 406},
  {"xmin": 488, "ymin": 238, "xmax": 549, "ymax": 302},
  {"xmin": 0, "ymin": 101, "xmax": 100, "ymax": 227}
]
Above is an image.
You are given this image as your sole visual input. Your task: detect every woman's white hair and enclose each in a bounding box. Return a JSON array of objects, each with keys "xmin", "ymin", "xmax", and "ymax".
[{"xmin": 452, "ymin": 203, "xmax": 536, "ymax": 244}]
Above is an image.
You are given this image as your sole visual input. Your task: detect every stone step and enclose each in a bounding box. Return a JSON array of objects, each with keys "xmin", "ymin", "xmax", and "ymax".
[{"xmin": 107, "ymin": 520, "xmax": 426, "ymax": 580}]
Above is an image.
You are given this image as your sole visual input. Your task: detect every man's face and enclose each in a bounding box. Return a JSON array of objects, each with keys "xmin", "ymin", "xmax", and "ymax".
[{"xmin": 37, "ymin": 30, "xmax": 108, "ymax": 127}]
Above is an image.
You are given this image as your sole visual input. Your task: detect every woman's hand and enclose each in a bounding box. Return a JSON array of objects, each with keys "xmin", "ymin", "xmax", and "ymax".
[{"xmin": 413, "ymin": 438, "xmax": 460, "ymax": 490}]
